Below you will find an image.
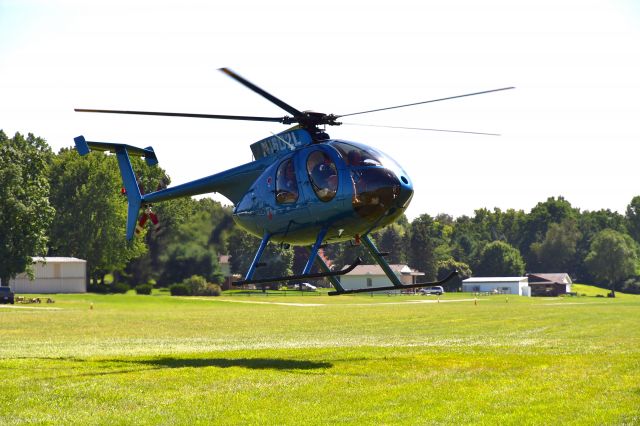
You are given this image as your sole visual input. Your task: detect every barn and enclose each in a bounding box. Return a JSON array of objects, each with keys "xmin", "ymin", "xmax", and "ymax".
[
  {"xmin": 526, "ymin": 273, "xmax": 573, "ymax": 296},
  {"xmin": 462, "ymin": 277, "xmax": 531, "ymax": 296},
  {"xmin": 339, "ymin": 264, "xmax": 424, "ymax": 291},
  {"xmin": 9, "ymin": 257, "xmax": 87, "ymax": 294}
]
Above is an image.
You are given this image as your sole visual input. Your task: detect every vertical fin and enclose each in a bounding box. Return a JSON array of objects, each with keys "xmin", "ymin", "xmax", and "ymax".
[
  {"xmin": 114, "ymin": 147, "xmax": 143, "ymax": 240},
  {"xmin": 74, "ymin": 136, "xmax": 150, "ymax": 241}
]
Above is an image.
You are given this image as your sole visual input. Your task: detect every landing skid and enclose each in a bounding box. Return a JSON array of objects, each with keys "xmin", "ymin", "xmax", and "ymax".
[
  {"xmin": 327, "ymin": 270, "xmax": 458, "ymax": 295},
  {"xmin": 328, "ymin": 233, "xmax": 458, "ymax": 295},
  {"xmin": 233, "ymin": 229, "xmax": 459, "ymax": 295}
]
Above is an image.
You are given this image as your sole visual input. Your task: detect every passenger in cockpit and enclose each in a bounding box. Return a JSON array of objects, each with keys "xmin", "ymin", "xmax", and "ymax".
[{"xmin": 347, "ymin": 149, "xmax": 363, "ymax": 167}]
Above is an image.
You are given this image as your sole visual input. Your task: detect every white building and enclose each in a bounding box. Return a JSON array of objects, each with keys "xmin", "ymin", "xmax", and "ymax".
[
  {"xmin": 10, "ymin": 257, "xmax": 87, "ymax": 294},
  {"xmin": 340, "ymin": 264, "xmax": 424, "ymax": 291},
  {"xmin": 462, "ymin": 277, "xmax": 530, "ymax": 296}
]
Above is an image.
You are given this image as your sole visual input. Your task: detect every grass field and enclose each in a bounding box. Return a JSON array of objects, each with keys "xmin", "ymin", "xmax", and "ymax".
[{"xmin": 1, "ymin": 289, "xmax": 639, "ymax": 425}]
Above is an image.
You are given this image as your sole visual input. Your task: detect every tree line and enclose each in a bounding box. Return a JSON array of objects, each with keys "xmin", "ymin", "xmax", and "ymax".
[{"xmin": 2, "ymin": 130, "xmax": 639, "ymax": 295}]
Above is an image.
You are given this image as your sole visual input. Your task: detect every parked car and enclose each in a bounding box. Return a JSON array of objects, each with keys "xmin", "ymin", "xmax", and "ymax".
[
  {"xmin": 419, "ymin": 286, "xmax": 444, "ymax": 296},
  {"xmin": 293, "ymin": 283, "xmax": 318, "ymax": 292},
  {"xmin": 0, "ymin": 287, "xmax": 15, "ymax": 304}
]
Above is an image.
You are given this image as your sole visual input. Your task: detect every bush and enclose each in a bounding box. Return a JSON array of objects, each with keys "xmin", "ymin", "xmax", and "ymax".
[
  {"xmin": 200, "ymin": 283, "xmax": 221, "ymax": 296},
  {"xmin": 622, "ymin": 278, "xmax": 640, "ymax": 294},
  {"xmin": 169, "ymin": 275, "xmax": 222, "ymax": 296},
  {"xmin": 111, "ymin": 283, "xmax": 130, "ymax": 294},
  {"xmin": 88, "ymin": 282, "xmax": 130, "ymax": 294},
  {"xmin": 135, "ymin": 284, "xmax": 153, "ymax": 295},
  {"xmin": 169, "ymin": 283, "xmax": 190, "ymax": 296},
  {"xmin": 87, "ymin": 283, "xmax": 109, "ymax": 294},
  {"xmin": 182, "ymin": 275, "xmax": 207, "ymax": 295}
]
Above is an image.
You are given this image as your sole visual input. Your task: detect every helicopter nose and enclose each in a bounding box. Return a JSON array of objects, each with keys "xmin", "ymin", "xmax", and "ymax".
[{"xmin": 396, "ymin": 172, "xmax": 413, "ymax": 209}]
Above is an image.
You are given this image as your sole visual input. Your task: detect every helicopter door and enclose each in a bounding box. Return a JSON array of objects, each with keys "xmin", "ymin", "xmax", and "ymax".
[{"xmin": 306, "ymin": 150, "xmax": 338, "ymax": 202}]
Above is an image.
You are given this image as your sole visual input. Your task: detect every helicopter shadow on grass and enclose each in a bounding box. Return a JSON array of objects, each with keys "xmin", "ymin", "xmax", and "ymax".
[
  {"xmin": 13, "ymin": 354, "xmax": 426, "ymax": 382},
  {"xmin": 129, "ymin": 356, "xmax": 333, "ymax": 371},
  {"xmin": 16, "ymin": 356, "xmax": 333, "ymax": 381}
]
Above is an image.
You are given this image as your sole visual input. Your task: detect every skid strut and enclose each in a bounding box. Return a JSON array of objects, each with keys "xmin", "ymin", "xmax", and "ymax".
[{"xmin": 232, "ymin": 257, "xmax": 362, "ymax": 287}]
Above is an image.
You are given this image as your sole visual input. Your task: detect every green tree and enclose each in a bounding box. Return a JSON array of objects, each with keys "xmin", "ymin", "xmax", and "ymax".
[
  {"xmin": 323, "ymin": 215, "xmax": 407, "ymax": 270},
  {"xmin": 226, "ymin": 228, "xmax": 293, "ymax": 289},
  {"xmin": 585, "ymin": 229, "xmax": 638, "ymax": 297},
  {"xmin": 128, "ymin": 200, "xmax": 194, "ymax": 283},
  {"xmin": 475, "ymin": 241, "xmax": 525, "ymax": 277},
  {"xmin": 47, "ymin": 148, "xmax": 146, "ymax": 284},
  {"xmin": 322, "ymin": 236, "xmax": 376, "ymax": 271},
  {"xmin": 436, "ymin": 258, "xmax": 472, "ymax": 291},
  {"xmin": 450, "ymin": 208, "xmax": 526, "ymax": 269},
  {"xmin": 529, "ymin": 219, "xmax": 580, "ymax": 273},
  {"xmin": 575, "ymin": 209, "xmax": 626, "ymax": 282},
  {"xmin": 375, "ymin": 224, "xmax": 406, "ymax": 264},
  {"xmin": 625, "ymin": 195, "xmax": 640, "ymax": 243},
  {"xmin": 450, "ymin": 216, "xmax": 478, "ymax": 266},
  {"xmin": 159, "ymin": 242, "xmax": 222, "ymax": 285},
  {"xmin": 155, "ymin": 198, "xmax": 228, "ymax": 285},
  {"xmin": 407, "ymin": 214, "xmax": 437, "ymax": 280},
  {"xmin": 520, "ymin": 196, "xmax": 577, "ymax": 265},
  {"xmin": 0, "ymin": 131, "xmax": 55, "ymax": 285}
]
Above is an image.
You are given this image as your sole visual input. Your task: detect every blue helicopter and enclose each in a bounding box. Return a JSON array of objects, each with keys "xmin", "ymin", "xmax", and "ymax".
[{"xmin": 74, "ymin": 68, "xmax": 512, "ymax": 295}]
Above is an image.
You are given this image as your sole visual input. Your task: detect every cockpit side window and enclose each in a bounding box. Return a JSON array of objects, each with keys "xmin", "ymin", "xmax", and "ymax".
[
  {"xmin": 306, "ymin": 150, "xmax": 338, "ymax": 202},
  {"xmin": 332, "ymin": 142, "xmax": 382, "ymax": 167},
  {"xmin": 275, "ymin": 158, "xmax": 298, "ymax": 204}
]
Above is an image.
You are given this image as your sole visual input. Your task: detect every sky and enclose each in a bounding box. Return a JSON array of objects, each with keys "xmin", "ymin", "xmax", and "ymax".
[{"xmin": 1, "ymin": 0, "xmax": 639, "ymax": 220}]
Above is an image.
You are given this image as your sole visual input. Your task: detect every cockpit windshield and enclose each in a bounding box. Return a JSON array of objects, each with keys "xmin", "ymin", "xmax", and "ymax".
[{"xmin": 331, "ymin": 141, "xmax": 382, "ymax": 167}]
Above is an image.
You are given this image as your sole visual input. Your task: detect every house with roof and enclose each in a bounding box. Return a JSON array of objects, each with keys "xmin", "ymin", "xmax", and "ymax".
[
  {"xmin": 526, "ymin": 273, "xmax": 572, "ymax": 296},
  {"xmin": 339, "ymin": 264, "xmax": 424, "ymax": 291}
]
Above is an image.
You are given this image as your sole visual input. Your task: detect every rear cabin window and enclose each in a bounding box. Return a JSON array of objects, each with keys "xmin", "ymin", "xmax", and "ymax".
[
  {"xmin": 306, "ymin": 151, "xmax": 338, "ymax": 202},
  {"xmin": 275, "ymin": 159, "xmax": 298, "ymax": 204}
]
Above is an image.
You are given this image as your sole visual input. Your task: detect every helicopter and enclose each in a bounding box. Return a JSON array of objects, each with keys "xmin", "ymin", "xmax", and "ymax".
[{"xmin": 74, "ymin": 68, "xmax": 513, "ymax": 295}]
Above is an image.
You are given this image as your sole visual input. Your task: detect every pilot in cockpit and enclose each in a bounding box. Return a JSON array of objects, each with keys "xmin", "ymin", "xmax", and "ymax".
[{"xmin": 308, "ymin": 152, "xmax": 338, "ymax": 201}]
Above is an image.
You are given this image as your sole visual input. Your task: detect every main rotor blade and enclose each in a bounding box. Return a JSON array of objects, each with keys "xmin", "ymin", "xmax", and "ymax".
[
  {"xmin": 219, "ymin": 68, "xmax": 303, "ymax": 117},
  {"xmin": 74, "ymin": 108, "xmax": 288, "ymax": 123},
  {"xmin": 337, "ymin": 87, "xmax": 515, "ymax": 118},
  {"xmin": 342, "ymin": 122, "xmax": 501, "ymax": 136}
]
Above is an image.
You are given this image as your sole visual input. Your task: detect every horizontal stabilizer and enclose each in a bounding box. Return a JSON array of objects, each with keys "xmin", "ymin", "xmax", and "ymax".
[{"xmin": 73, "ymin": 135, "xmax": 158, "ymax": 166}]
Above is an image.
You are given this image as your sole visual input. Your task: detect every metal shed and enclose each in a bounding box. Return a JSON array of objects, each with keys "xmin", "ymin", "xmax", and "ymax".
[
  {"xmin": 462, "ymin": 277, "xmax": 531, "ymax": 296},
  {"xmin": 10, "ymin": 257, "xmax": 87, "ymax": 294}
]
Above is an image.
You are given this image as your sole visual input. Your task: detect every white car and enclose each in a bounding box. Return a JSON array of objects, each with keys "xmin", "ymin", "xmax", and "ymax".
[
  {"xmin": 293, "ymin": 283, "xmax": 318, "ymax": 291},
  {"xmin": 419, "ymin": 286, "xmax": 444, "ymax": 296}
]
